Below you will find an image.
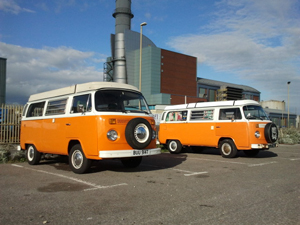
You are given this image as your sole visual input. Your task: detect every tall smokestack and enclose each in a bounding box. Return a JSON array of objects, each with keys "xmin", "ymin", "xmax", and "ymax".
[{"xmin": 112, "ymin": 0, "xmax": 134, "ymax": 83}]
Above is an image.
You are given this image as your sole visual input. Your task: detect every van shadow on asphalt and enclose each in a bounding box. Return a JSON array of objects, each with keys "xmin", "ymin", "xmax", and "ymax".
[
  {"xmin": 38, "ymin": 153, "xmax": 187, "ymax": 174},
  {"xmin": 183, "ymin": 147, "xmax": 278, "ymax": 158}
]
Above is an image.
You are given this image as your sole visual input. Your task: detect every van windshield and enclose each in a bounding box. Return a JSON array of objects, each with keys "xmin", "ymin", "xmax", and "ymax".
[
  {"xmin": 243, "ymin": 105, "xmax": 269, "ymax": 120},
  {"xmin": 95, "ymin": 90, "xmax": 150, "ymax": 114}
]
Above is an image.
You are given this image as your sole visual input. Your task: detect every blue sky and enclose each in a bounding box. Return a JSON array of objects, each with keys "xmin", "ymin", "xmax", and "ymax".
[{"xmin": 0, "ymin": 0, "xmax": 299, "ymax": 114}]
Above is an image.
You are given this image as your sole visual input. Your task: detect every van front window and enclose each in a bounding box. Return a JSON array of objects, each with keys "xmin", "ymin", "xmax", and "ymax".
[
  {"xmin": 243, "ymin": 105, "xmax": 269, "ymax": 120},
  {"xmin": 95, "ymin": 90, "xmax": 150, "ymax": 114}
]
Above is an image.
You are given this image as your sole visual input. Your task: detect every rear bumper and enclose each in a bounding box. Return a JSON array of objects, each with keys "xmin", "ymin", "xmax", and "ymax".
[{"xmin": 99, "ymin": 148, "xmax": 161, "ymax": 158}]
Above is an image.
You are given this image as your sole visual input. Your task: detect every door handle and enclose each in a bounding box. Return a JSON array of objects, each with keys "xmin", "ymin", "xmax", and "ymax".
[
  {"xmin": 216, "ymin": 126, "xmax": 221, "ymax": 128},
  {"xmin": 66, "ymin": 123, "xmax": 71, "ymax": 126}
]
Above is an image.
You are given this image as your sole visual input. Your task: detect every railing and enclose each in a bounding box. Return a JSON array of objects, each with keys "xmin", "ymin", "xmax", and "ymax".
[{"xmin": 0, "ymin": 105, "xmax": 23, "ymax": 144}]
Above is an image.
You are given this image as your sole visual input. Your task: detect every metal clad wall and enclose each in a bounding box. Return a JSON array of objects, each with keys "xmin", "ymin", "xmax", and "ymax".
[{"xmin": 0, "ymin": 58, "xmax": 7, "ymax": 105}]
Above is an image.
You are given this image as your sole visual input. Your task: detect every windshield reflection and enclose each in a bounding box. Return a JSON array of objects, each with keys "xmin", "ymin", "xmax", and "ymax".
[
  {"xmin": 95, "ymin": 90, "xmax": 150, "ymax": 114},
  {"xmin": 243, "ymin": 105, "xmax": 269, "ymax": 120}
]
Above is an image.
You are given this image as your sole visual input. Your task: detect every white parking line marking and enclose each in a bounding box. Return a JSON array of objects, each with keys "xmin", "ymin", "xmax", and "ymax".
[
  {"xmin": 11, "ymin": 164, "xmax": 128, "ymax": 191},
  {"xmin": 248, "ymin": 161, "xmax": 277, "ymax": 167},
  {"xmin": 144, "ymin": 164, "xmax": 207, "ymax": 176},
  {"xmin": 290, "ymin": 158, "xmax": 300, "ymax": 161},
  {"xmin": 190, "ymin": 158, "xmax": 251, "ymax": 165},
  {"xmin": 84, "ymin": 183, "xmax": 127, "ymax": 192},
  {"xmin": 184, "ymin": 171, "xmax": 208, "ymax": 177}
]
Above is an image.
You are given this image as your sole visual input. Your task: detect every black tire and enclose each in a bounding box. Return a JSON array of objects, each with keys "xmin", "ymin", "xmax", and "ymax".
[
  {"xmin": 121, "ymin": 157, "xmax": 142, "ymax": 168},
  {"xmin": 69, "ymin": 144, "xmax": 91, "ymax": 174},
  {"xmin": 264, "ymin": 123, "xmax": 278, "ymax": 143},
  {"xmin": 125, "ymin": 118, "xmax": 152, "ymax": 149},
  {"xmin": 243, "ymin": 149, "xmax": 260, "ymax": 157},
  {"xmin": 26, "ymin": 144, "xmax": 41, "ymax": 165},
  {"xmin": 167, "ymin": 140, "xmax": 182, "ymax": 154},
  {"xmin": 219, "ymin": 139, "xmax": 237, "ymax": 158}
]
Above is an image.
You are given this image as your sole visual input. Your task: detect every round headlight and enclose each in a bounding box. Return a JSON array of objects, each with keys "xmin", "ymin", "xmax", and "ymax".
[
  {"xmin": 107, "ymin": 130, "xmax": 118, "ymax": 141},
  {"xmin": 255, "ymin": 131, "xmax": 260, "ymax": 138}
]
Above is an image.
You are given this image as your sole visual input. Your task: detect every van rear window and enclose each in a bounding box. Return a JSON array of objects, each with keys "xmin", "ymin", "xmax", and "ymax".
[
  {"xmin": 166, "ymin": 111, "xmax": 187, "ymax": 121},
  {"xmin": 26, "ymin": 102, "xmax": 45, "ymax": 117}
]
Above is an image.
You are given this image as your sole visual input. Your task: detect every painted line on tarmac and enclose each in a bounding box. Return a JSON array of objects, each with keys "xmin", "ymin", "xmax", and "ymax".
[
  {"xmin": 290, "ymin": 158, "xmax": 300, "ymax": 161},
  {"xmin": 143, "ymin": 164, "xmax": 208, "ymax": 176},
  {"xmin": 248, "ymin": 161, "xmax": 277, "ymax": 167},
  {"xmin": 11, "ymin": 164, "xmax": 128, "ymax": 191},
  {"xmin": 184, "ymin": 171, "xmax": 208, "ymax": 177},
  {"xmin": 189, "ymin": 157, "xmax": 251, "ymax": 165}
]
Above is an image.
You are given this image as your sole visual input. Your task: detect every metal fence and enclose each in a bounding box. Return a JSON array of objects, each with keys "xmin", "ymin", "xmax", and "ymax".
[{"xmin": 0, "ymin": 105, "xmax": 23, "ymax": 144}]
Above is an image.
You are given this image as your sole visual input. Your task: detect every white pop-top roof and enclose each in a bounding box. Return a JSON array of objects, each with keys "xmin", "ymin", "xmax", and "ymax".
[
  {"xmin": 164, "ymin": 100, "xmax": 260, "ymax": 111},
  {"xmin": 28, "ymin": 82, "xmax": 139, "ymax": 102}
]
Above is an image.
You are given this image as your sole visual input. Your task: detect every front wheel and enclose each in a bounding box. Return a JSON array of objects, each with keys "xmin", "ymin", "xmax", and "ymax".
[
  {"xmin": 26, "ymin": 144, "xmax": 41, "ymax": 165},
  {"xmin": 219, "ymin": 139, "xmax": 237, "ymax": 158},
  {"xmin": 121, "ymin": 157, "xmax": 142, "ymax": 168},
  {"xmin": 69, "ymin": 144, "xmax": 91, "ymax": 174},
  {"xmin": 167, "ymin": 140, "xmax": 182, "ymax": 154}
]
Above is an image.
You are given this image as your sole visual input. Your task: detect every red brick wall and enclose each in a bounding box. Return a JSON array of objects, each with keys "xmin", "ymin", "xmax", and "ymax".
[
  {"xmin": 161, "ymin": 49, "xmax": 197, "ymax": 96},
  {"xmin": 161, "ymin": 49, "xmax": 204, "ymax": 104},
  {"xmin": 170, "ymin": 95, "xmax": 207, "ymax": 105}
]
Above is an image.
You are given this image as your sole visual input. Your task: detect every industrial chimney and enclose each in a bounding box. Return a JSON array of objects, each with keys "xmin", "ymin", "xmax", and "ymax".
[{"xmin": 112, "ymin": 0, "xmax": 134, "ymax": 83}]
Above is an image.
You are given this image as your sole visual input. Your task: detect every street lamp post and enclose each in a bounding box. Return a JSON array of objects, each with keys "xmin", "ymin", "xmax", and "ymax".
[
  {"xmin": 287, "ymin": 81, "xmax": 291, "ymax": 128},
  {"xmin": 139, "ymin": 22, "xmax": 147, "ymax": 92},
  {"xmin": 282, "ymin": 100, "xmax": 285, "ymax": 127}
]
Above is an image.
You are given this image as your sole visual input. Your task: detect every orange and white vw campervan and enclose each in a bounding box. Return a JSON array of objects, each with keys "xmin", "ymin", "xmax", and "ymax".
[
  {"xmin": 20, "ymin": 82, "xmax": 160, "ymax": 173},
  {"xmin": 159, "ymin": 100, "xmax": 278, "ymax": 158}
]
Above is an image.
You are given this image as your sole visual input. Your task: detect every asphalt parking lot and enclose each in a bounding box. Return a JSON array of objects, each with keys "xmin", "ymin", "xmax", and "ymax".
[{"xmin": 1, "ymin": 144, "xmax": 299, "ymax": 225}]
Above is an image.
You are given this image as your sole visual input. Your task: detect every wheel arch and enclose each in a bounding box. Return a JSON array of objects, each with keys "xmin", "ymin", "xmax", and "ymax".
[
  {"xmin": 218, "ymin": 137, "xmax": 236, "ymax": 148},
  {"xmin": 68, "ymin": 140, "xmax": 81, "ymax": 154}
]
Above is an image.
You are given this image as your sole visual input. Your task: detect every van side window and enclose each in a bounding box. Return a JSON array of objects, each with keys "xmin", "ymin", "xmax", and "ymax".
[
  {"xmin": 166, "ymin": 111, "xmax": 187, "ymax": 121},
  {"xmin": 191, "ymin": 110, "xmax": 214, "ymax": 120},
  {"xmin": 45, "ymin": 98, "xmax": 68, "ymax": 115},
  {"xmin": 219, "ymin": 108, "xmax": 242, "ymax": 120},
  {"xmin": 26, "ymin": 102, "xmax": 45, "ymax": 117},
  {"xmin": 71, "ymin": 94, "xmax": 92, "ymax": 113}
]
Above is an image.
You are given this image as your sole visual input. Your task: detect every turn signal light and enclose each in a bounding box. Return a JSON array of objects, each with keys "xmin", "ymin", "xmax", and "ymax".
[{"xmin": 109, "ymin": 118, "xmax": 117, "ymax": 124}]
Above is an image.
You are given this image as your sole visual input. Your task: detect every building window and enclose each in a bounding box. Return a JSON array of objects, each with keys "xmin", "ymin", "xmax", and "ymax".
[
  {"xmin": 209, "ymin": 89, "xmax": 216, "ymax": 101},
  {"xmin": 199, "ymin": 88, "xmax": 207, "ymax": 98}
]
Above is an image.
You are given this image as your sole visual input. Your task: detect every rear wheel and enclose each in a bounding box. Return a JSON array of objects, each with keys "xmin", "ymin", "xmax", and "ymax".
[
  {"xmin": 121, "ymin": 157, "xmax": 142, "ymax": 168},
  {"xmin": 69, "ymin": 144, "xmax": 91, "ymax": 174},
  {"xmin": 167, "ymin": 140, "xmax": 182, "ymax": 154},
  {"xmin": 243, "ymin": 149, "xmax": 260, "ymax": 157},
  {"xmin": 26, "ymin": 144, "xmax": 41, "ymax": 165},
  {"xmin": 219, "ymin": 139, "xmax": 237, "ymax": 158}
]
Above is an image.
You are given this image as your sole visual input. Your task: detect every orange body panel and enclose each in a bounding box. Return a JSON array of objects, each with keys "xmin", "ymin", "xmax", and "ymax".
[
  {"xmin": 159, "ymin": 121, "xmax": 271, "ymax": 150},
  {"xmin": 21, "ymin": 115, "xmax": 157, "ymax": 159}
]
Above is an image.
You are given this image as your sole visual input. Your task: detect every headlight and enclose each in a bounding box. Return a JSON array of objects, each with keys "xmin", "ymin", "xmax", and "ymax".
[
  {"xmin": 255, "ymin": 131, "xmax": 260, "ymax": 138},
  {"xmin": 152, "ymin": 130, "xmax": 156, "ymax": 140},
  {"xmin": 107, "ymin": 130, "xmax": 118, "ymax": 141}
]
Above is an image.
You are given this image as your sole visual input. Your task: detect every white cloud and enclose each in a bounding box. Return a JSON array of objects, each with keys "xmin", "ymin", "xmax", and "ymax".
[
  {"xmin": 0, "ymin": 42, "xmax": 104, "ymax": 104},
  {"xmin": 167, "ymin": 0, "xmax": 300, "ymax": 112},
  {"xmin": 0, "ymin": 0, "xmax": 34, "ymax": 14}
]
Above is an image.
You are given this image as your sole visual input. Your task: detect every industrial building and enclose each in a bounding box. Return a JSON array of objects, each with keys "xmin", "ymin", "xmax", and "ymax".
[{"xmin": 105, "ymin": 0, "xmax": 261, "ymax": 110}]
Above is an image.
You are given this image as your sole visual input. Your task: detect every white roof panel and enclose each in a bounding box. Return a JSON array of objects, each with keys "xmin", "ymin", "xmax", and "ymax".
[{"xmin": 28, "ymin": 82, "xmax": 139, "ymax": 102}]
